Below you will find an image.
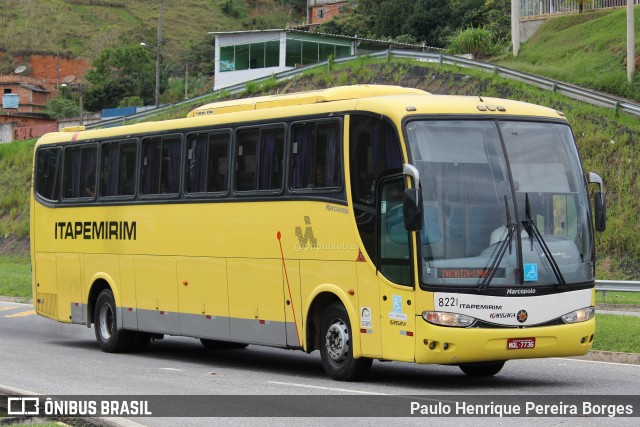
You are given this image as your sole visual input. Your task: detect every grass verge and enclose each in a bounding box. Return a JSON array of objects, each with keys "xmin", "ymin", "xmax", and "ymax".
[
  {"xmin": 593, "ymin": 314, "xmax": 640, "ymax": 353},
  {"xmin": 596, "ymin": 291, "xmax": 640, "ymax": 306},
  {"xmin": 0, "ymin": 256, "xmax": 31, "ymax": 300}
]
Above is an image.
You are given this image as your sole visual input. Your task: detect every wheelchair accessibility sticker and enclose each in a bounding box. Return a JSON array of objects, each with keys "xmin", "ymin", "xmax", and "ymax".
[
  {"xmin": 388, "ymin": 295, "xmax": 407, "ymax": 321},
  {"xmin": 524, "ymin": 263, "xmax": 538, "ymax": 282}
]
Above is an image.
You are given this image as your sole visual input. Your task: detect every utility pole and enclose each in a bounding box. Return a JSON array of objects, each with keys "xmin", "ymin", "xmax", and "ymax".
[
  {"xmin": 628, "ymin": 0, "xmax": 635, "ymax": 83},
  {"xmin": 155, "ymin": 0, "xmax": 163, "ymax": 107},
  {"xmin": 511, "ymin": 0, "xmax": 520, "ymax": 57}
]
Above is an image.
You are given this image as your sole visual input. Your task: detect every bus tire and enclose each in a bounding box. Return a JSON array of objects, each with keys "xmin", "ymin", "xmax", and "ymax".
[
  {"xmin": 94, "ymin": 289, "xmax": 133, "ymax": 353},
  {"xmin": 319, "ymin": 302, "xmax": 372, "ymax": 381},
  {"xmin": 459, "ymin": 361, "xmax": 505, "ymax": 377},
  {"xmin": 200, "ymin": 339, "xmax": 248, "ymax": 350}
]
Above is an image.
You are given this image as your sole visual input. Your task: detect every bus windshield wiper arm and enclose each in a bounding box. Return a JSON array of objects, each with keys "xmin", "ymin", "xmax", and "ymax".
[
  {"xmin": 479, "ymin": 196, "xmax": 515, "ymax": 292},
  {"xmin": 521, "ymin": 193, "xmax": 567, "ymax": 288}
]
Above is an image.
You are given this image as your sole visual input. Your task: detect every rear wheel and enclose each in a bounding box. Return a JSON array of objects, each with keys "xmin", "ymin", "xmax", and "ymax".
[
  {"xmin": 200, "ymin": 339, "xmax": 248, "ymax": 350},
  {"xmin": 319, "ymin": 302, "xmax": 372, "ymax": 381},
  {"xmin": 459, "ymin": 361, "xmax": 505, "ymax": 377},
  {"xmin": 94, "ymin": 289, "xmax": 133, "ymax": 353}
]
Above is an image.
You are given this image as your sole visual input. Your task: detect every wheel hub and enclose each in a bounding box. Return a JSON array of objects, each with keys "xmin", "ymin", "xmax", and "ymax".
[
  {"xmin": 325, "ymin": 320, "xmax": 349, "ymax": 363},
  {"xmin": 99, "ymin": 304, "xmax": 114, "ymax": 340}
]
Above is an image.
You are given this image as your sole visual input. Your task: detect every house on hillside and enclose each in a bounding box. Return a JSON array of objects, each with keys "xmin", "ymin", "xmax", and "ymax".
[
  {"xmin": 0, "ymin": 75, "xmax": 52, "ymax": 114},
  {"xmin": 307, "ymin": 0, "xmax": 350, "ymax": 25},
  {"xmin": 212, "ymin": 29, "xmax": 433, "ymax": 91},
  {"xmin": 0, "ymin": 76, "xmax": 57, "ymax": 143},
  {"xmin": 212, "ymin": 29, "xmax": 354, "ymax": 90}
]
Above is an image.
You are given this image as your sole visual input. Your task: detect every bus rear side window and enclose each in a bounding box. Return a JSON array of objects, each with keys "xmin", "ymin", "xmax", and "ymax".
[
  {"xmin": 35, "ymin": 148, "xmax": 61, "ymax": 201},
  {"xmin": 63, "ymin": 145, "xmax": 97, "ymax": 200}
]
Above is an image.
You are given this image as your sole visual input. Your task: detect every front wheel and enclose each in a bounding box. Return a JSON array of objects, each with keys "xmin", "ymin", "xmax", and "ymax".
[
  {"xmin": 319, "ymin": 302, "xmax": 372, "ymax": 381},
  {"xmin": 459, "ymin": 361, "xmax": 505, "ymax": 377},
  {"xmin": 94, "ymin": 289, "xmax": 133, "ymax": 353}
]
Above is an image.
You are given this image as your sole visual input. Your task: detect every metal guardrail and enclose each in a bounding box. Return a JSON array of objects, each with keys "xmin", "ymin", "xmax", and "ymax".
[
  {"xmin": 596, "ymin": 280, "xmax": 640, "ymax": 293},
  {"xmin": 85, "ymin": 48, "xmax": 640, "ymax": 130}
]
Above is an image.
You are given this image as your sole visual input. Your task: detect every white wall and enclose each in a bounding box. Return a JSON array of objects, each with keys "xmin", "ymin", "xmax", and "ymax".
[{"xmin": 0, "ymin": 123, "xmax": 15, "ymax": 144}]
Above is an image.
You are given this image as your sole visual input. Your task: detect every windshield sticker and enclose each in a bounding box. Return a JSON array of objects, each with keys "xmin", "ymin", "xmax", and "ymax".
[{"xmin": 524, "ymin": 263, "xmax": 538, "ymax": 281}]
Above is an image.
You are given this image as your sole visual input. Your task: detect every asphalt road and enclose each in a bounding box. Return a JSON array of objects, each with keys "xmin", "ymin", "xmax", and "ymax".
[{"xmin": 1, "ymin": 301, "xmax": 639, "ymax": 427}]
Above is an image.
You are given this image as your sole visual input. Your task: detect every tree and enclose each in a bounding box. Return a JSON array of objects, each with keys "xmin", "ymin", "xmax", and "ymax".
[
  {"xmin": 84, "ymin": 44, "xmax": 160, "ymax": 111},
  {"xmin": 45, "ymin": 96, "xmax": 79, "ymax": 119}
]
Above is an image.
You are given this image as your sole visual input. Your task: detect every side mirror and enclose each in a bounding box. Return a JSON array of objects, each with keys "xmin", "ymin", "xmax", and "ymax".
[
  {"xmin": 588, "ymin": 172, "xmax": 606, "ymax": 232},
  {"xmin": 403, "ymin": 188, "xmax": 423, "ymax": 231},
  {"xmin": 594, "ymin": 191, "xmax": 606, "ymax": 232}
]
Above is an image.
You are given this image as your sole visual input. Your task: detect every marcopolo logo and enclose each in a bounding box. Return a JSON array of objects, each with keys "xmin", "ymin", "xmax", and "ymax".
[
  {"xmin": 294, "ymin": 216, "xmax": 317, "ymax": 248},
  {"xmin": 293, "ymin": 216, "xmax": 358, "ymax": 252}
]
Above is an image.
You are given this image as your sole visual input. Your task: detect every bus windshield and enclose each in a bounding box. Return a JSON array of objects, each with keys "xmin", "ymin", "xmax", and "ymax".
[{"xmin": 405, "ymin": 119, "xmax": 594, "ymax": 288}]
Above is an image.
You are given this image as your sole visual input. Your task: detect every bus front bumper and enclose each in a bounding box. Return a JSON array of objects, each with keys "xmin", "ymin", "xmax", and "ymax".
[{"xmin": 414, "ymin": 318, "xmax": 595, "ymax": 365}]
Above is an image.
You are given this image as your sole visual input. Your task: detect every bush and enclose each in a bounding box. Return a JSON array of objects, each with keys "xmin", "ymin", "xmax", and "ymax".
[{"xmin": 447, "ymin": 27, "xmax": 504, "ymax": 58}]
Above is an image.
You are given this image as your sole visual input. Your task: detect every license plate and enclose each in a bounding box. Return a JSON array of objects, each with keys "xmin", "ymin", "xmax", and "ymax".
[{"xmin": 507, "ymin": 337, "xmax": 536, "ymax": 350}]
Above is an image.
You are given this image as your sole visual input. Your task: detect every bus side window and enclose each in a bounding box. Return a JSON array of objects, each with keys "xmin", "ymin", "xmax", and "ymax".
[
  {"xmin": 63, "ymin": 145, "xmax": 97, "ymax": 200},
  {"xmin": 257, "ymin": 128, "xmax": 284, "ymax": 191},
  {"xmin": 186, "ymin": 132, "xmax": 230, "ymax": 194},
  {"xmin": 290, "ymin": 120, "xmax": 342, "ymax": 190},
  {"xmin": 235, "ymin": 129, "xmax": 258, "ymax": 192},
  {"xmin": 35, "ymin": 147, "xmax": 61, "ymax": 201},
  {"xmin": 101, "ymin": 140, "xmax": 137, "ymax": 198},
  {"xmin": 141, "ymin": 135, "xmax": 181, "ymax": 196},
  {"xmin": 235, "ymin": 126, "xmax": 284, "ymax": 193}
]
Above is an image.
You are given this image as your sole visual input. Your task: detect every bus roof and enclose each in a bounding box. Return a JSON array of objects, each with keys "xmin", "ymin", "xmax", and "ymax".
[
  {"xmin": 186, "ymin": 85, "xmax": 428, "ymax": 117},
  {"xmin": 37, "ymin": 86, "xmax": 567, "ymax": 147}
]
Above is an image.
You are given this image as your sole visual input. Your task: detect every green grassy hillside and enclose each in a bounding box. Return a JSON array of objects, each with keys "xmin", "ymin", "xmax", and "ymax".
[
  {"xmin": 0, "ymin": 0, "xmax": 297, "ymax": 62},
  {"xmin": 496, "ymin": 8, "xmax": 640, "ymax": 101},
  {"xmin": 2, "ymin": 56, "xmax": 640, "ymax": 281}
]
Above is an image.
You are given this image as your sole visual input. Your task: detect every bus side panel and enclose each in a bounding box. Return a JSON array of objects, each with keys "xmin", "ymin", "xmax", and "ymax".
[
  {"xmin": 356, "ymin": 262, "xmax": 382, "ymax": 358},
  {"xmin": 227, "ymin": 258, "xmax": 287, "ymax": 346},
  {"xmin": 135, "ymin": 255, "xmax": 179, "ymax": 335},
  {"xmin": 282, "ymin": 260, "xmax": 303, "ymax": 347},
  {"xmin": 56, "ymin": 253, "xmax": 82, "ymax": 324},
  {"xmin": 300, "ymin": 260, "xmax": 361, "ymax": 356},
  {"xmin": 119, "ymin": 255, "xmax": 137, "ymax": 330},
  {"xmin": 177, "ymin": 257, "xmax": 230, "ymax": 340},
  {"xmin": 34, "ymin": 252, "xmax": 58, "ymax": 320}
]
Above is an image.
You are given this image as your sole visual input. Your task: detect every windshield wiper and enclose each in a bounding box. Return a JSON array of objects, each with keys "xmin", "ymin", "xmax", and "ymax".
[
  {"xmin": 521, "ymin": 193, "xmax": 567, "ymax": 288},
  {"xmin": 479, "ymin": 196, "xmax": 515, "ymax": 292}
]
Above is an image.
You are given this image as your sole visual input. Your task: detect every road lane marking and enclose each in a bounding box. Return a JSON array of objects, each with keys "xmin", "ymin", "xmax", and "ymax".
[
  {"xmin": 160, "ymin": 368, "xmax": 184, "ymax": 371},
  {"xmin": 0, "ymin": 307, "xmax": 21, "ymax": 311},
  {"xmin": 558, "ymin": 357, "xmax": 640, "ymax": 367},
  {"xmin": 4, "ymin": 310, "xmax": 36, "ymax": 318},
  {"xmin": 269, "ymin": 381, "xmax": 389, "ymax": 395}
]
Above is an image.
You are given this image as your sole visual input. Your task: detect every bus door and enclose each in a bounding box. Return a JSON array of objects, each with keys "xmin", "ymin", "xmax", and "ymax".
[{"xmin": 377, "ymin": 174, "xmax": 416, "ymax": 362}]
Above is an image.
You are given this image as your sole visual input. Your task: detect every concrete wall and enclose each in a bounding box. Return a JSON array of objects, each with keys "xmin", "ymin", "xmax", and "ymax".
[
  {"xmin": 0, "ymin": 123, "xmax": 15, "ymax": 144},
  {"xmin": 520, "ymin": 19, "xmax": 545, "ymax": 43}
]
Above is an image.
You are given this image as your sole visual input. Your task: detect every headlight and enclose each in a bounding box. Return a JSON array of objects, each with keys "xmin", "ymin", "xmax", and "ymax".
[
  {"xmin": 561, "ymin": 307, "xmax": 595, "ymax": 324},
  {"xmin": 422, "ymin": 311, "xmax": 476, "ymax": 327}
]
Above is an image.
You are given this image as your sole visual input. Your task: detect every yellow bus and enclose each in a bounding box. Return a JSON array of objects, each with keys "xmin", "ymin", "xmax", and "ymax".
[{"xmin": 31, "ymin": 85, "xmax": 606, "ymax": 380}]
